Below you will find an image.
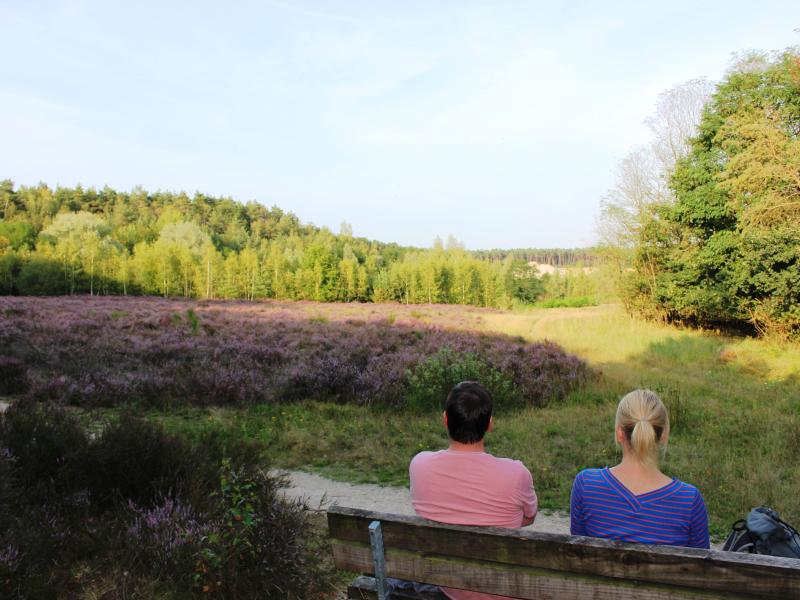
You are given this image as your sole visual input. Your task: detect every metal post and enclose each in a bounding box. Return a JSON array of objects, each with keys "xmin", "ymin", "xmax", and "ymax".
[{"xmin": 369, "ymin": 520, "xmax": 389, "ymax": 600}]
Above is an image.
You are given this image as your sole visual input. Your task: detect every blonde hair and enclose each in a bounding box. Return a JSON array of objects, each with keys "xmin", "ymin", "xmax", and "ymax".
[{"xmin": 615, "ymin": 389, "xmax": 669, "ymax": 466}]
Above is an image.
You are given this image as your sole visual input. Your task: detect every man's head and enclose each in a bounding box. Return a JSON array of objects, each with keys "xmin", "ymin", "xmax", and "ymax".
[{"xmin": 444, "ymin": 381, "xmax": 493, "ymax": 444}]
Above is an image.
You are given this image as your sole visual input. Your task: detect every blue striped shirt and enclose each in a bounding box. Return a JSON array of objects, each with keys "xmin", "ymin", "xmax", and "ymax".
[{"xmin": 570, "ymin": 467, "xmax": 709, "ymax": 549}]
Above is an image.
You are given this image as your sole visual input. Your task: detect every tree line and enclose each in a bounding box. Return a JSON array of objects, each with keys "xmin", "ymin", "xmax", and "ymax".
[
  {"xmin": 0, "ymin": 182, "xmax": 544, "ymax": 307},
  {"xmin": 473, "ymin": 248, "xmax": 599, "ymax": 267},
  {"xmin": 599, "ymin": 48, "xmax": 800, "ymax": 339}
]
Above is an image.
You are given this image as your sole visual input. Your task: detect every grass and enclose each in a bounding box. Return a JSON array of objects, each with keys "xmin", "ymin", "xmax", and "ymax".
[{"xmin": 83, "ymin": 303, "xmax": 800, "ymax": 537}]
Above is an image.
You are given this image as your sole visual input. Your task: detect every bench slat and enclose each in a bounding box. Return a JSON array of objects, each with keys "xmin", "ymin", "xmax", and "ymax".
[
  {"xmin": 328, "ymin": 505, "xmax": 800, "ymax": 599},
  {"xmin": 335, "ymin": 542, "xmax": 764, "ymax": 600}
]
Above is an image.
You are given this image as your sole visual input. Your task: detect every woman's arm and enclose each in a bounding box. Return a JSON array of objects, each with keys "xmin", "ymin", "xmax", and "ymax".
[
  {"xmin": 687, "ymin": 490, "xmax": 710, "ymax": 549},
  {"xmin": 570, "ymin": 471, "xmax": 586, "ymax": 536}
]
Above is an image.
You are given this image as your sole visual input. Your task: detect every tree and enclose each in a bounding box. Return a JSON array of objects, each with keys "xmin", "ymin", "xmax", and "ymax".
[
  {"xmin": 598, "ymin": 79, "xmax": 713, "ymax": 249},
  {"xmin": 39, "ymin": 211, "xmax": 111, "ymax": 294},
  {"xmin": 0, "ymin": 249, "xmax": 21, "ymax": 294},
  {"xmin": 0, "ymin": 222, "xmax": 36, "ymax": 250},
  {"xmin": 156, "ymin": 222, "xmax": 210, "ymax": 297},
  {"xmin": 504, "ymin": 259, "xmax": 544, "ymax": 304},
  {"xmin": 630, "ymin": 50, "xmax": 800, "ymax": 337}
]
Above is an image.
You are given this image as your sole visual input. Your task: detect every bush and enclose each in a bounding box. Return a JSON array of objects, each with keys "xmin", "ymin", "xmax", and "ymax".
[
  {"xmin": 0, "ymin": 403, "xmax": 333, "ymax": 599},
  {"xmin": 86, "ymin": 414, "xmax": 196, "ymax": 508},
  {"xmin": 0, "ymin": 448, "xmax": 19, "ymax": 533},
  {"xmin": 124, "ymin": 496, "xmax": 212, "ymax": 582},
  {"xmin": 194, "ymin": 460, "xmax": 324, "ymax": 599},
  {"xmin": 0, "ymin": 356, "xmax": 29, "ymax": 395},
  {"xmin": 0, "ymin": 402, "xmax": 89, "ymax": 500},
  {"xmin": 0, "ymin": 404, "xmax": 100, "ymax": 598},
  {"xmin": 15, "ymin": 257, "xmax": 65, "ymax": 295},
  {"xmin": 536, "ymin": 296, "xmax": 596, "ymax": 308},
  {"xmin": 405, "ymin": 348, "xmax": 517, "ymax": 412}
]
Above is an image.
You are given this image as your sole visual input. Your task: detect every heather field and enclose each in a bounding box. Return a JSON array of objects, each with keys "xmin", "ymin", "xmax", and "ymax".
[
  {"xmin": 0, "ymin": 296, "xmax": 594, "ymax": 596},
  {"xmin": 2, "ymin": 296, "xmax": 800, "ymax": 540},
  {"xmin": 0, "ymin": 296, "xmax": 588, "ymax": 409}
]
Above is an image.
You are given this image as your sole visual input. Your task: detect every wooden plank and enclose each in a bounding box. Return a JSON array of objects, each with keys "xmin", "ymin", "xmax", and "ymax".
[
  {"xmin": 328, "ymin": 506, "xmax": 800, "ymax": 599},
  {"xmin": 347, "ymin": 575, "xmax": 447, "ymax": 600},
  {"xmin": 334, "ymin": 542, "xmax": 763, "ymax": 600}
]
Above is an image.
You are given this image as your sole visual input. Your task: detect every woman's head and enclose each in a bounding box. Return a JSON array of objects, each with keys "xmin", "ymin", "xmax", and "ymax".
[{"xmin": 615, "ymin": 389, "xmax": 669, "ymax": 466}]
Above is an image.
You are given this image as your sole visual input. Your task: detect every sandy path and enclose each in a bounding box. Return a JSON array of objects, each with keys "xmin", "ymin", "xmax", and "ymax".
[{"xmin": 278, "ymin": 469, "xmax": 571, "ymax": 535}]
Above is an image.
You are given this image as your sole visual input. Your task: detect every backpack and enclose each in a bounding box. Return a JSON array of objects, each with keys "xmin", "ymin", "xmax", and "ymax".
[{"xmin": 723, "ymin": 506, "xmax": 800, "ymax": 559}]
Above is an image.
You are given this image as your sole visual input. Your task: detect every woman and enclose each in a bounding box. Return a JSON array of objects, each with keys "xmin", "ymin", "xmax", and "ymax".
[{"xmin": 570, "ymin": 389, "xmax": 709, "ymax": 548}]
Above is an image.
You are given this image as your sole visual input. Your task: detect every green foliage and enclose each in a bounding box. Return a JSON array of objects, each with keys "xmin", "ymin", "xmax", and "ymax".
[
  {"xmin": 536, "ymin": 296, "xmax": 596, "ymax": 308},
  {"xmin": 405, "ymin": 348, "xmax": 518, "ymax": 412},
  {"xmin": 186, "ymin": 308, "xmax": 201, "ymax": 335},
  {"xmin": 504, "ymin": 259, "xmax": 545, "ymax": 303},
  {"xmin": 534, "ymin": 263, "xmax": 618, "ymax": 308},
  {"xmin": 0, "ymin": 222, "xmax": 35, "ymax": 251},
  {"xmin": 629, "ymin": 50, "xmax": 800, "ymax": 338},
  {"xmin": 0, "ymin": 181, "xmax": 597, "ymax": 308},
  {"xmin": 194, "ymin": 460, "xmax": 322, "ymax": 599},
  {"xmin": 16, "ymin": 257, "xmax": 64, "ymax": 295}
]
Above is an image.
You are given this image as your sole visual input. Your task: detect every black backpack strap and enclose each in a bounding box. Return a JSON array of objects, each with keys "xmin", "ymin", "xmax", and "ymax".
[{"xmin": 723, "ymin": 519, "xmax": 756, "ymax": 553}]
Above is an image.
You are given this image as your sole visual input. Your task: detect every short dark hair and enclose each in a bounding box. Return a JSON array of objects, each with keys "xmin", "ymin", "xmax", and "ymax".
[{"xmin": 445, "ymin": 381, "xmax": 493, "ymax": 444}]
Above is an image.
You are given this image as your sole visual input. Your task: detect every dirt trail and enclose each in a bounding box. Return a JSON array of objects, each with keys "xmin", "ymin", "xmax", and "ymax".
[{"xmin": 277, "ymin": 469, "xmax": 571, "ymax": 535}]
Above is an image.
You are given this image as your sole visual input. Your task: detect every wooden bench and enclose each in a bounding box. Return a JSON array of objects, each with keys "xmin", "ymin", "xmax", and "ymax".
[{"xmin": 328, "ymin": 505, "xmax": 800, "ymax": 599}]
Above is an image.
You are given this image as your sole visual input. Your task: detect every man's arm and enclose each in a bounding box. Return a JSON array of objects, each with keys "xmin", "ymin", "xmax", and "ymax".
[{"xmin": 518, "ymin": 465, "xmax": 538, "ymax": 526}]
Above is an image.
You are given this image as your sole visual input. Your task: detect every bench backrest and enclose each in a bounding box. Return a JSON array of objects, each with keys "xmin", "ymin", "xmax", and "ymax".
[{"xmin": 328, "ymin": 505, "xmax": 800, "ymax": 600}]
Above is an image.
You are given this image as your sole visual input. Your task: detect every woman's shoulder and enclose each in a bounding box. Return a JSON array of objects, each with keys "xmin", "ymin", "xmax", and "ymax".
[
  {"xmin": 574, "ymin": 467, "xmax": 608, "ymax": 484},
  {"xmin": 670, "ymin": 478, "xmax": 705, "ymax": 502}
]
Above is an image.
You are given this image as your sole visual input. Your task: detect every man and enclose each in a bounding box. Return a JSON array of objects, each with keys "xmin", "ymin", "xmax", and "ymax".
[{"xmin": 409, "ymin": 381, "xmax": 538, "ymax": 600}]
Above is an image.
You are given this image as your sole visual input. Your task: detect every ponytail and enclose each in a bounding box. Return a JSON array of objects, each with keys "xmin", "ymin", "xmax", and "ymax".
[{"xmin": 616, "ymin": 390, "xmax": 669, "ymax": 466}]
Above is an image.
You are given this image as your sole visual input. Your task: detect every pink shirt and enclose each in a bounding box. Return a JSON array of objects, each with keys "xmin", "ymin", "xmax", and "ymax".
[{"xmin": 409, "ymin": 449, "xmax": 537, "ymax": 600}]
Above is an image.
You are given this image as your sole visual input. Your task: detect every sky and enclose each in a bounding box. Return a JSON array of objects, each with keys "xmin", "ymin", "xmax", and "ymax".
[{"xmin": 0, "ymin": 1, "xmax": 797, "ymax": 249}]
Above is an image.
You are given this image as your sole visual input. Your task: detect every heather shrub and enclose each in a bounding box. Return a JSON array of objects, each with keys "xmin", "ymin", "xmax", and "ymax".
[
  {"xmin": 0, "ymin": 356, "xmax": 29, "ymax": 395},
  {"xmin": 124, "ymin": 496, "xmax": 212, "ymax": 582},
  {"xmin": 195, "ymin": 459, "xmax": 323, "ymax": 600},
  {"xmin": 2, "ymin": 297, "xmax": 590, "ymax": 410},
  {"xmin": 86, "ymin": 414, "xmax": 196, "ymax": 507},
  {"xmin": 406, "ymin": 348, "xmax": 518, "ymax": 412},
  {"xmin": 0, "ymin": 448, "xmax": 19, "ymax": 545},
  {"xmin": 488, "ymin": 339, "xmax": 590, "ymax": 406},
  {"xmin": 0, "ymin": 403, "xmax": 333, "ymax": 599},
  {"xmin": 0, "ymin": 543, "xmax": 20, "ymax": 596},
  {"xmin": 0, "ymin": 472, "xmax": 27, "ymax": 597},
  {"xmin": 0, "ymin": 402, "xmax": 89, "ymax": 501}
]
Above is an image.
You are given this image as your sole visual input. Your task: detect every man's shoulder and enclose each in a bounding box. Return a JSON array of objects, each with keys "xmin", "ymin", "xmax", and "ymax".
[
  {"xmin": 410, "ymin": 449, "xmax": 445, "ymax": 467},
  {"xmin": 484, "ymin": 453, "xmax": 530, "ymax": 473}
]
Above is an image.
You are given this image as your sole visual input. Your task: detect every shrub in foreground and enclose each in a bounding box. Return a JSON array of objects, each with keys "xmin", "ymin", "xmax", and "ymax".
[{"xmin": 0, "ymin": 402, "xmax": 331, "ymax": 599}]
